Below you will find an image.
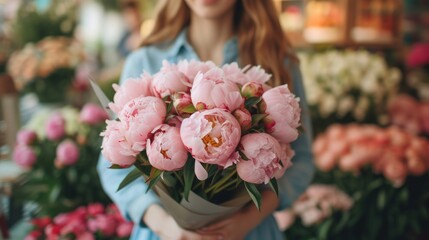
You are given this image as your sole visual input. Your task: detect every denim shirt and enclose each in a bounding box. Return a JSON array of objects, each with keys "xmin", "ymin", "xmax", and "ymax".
[{"xmin": 97, "ymin": 29, "xmax": 315, "ymax": 240}]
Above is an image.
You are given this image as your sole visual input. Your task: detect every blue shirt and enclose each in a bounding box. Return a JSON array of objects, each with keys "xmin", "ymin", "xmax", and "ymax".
[{"xmin": 97, "ymin": 29, "xmax": 314, "ymax": 240}]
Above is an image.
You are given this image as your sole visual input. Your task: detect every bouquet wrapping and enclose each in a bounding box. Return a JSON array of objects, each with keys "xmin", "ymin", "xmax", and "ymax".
[{"xmin": 99, "ymin": 60, "xmax": 301, "ymax": 229}]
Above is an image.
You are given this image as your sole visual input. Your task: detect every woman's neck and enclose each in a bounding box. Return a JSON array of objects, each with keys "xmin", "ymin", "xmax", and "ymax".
[{"xmin": 187, "ymin": 13, "xmax": 234, "ymax": 65}]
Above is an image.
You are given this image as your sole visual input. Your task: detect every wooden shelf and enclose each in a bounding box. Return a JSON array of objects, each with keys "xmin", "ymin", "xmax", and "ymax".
[{"xmin": 275, "ymin": 0, "xmax": 401, "ymax": 49}]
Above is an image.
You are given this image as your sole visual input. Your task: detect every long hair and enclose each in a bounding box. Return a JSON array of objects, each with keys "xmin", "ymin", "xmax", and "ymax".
[{"xmin": 142, "ymin": 0, "xmax": 296, "ymax": 87}]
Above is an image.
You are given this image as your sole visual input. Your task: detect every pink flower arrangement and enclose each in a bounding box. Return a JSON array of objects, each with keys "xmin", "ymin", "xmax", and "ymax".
[
  {"xmin": 12, "ymin": 104, "xmax": 111, "ymax": 216},
  {"xmin": 274, "ymin": 184, "xmax": 353, "ymax": 230},
  {"xmin": 313, "ymin": 124, "xmax": 429, "ymax": 186},
  {"xmin": 388, "ymin": 94, "xmax": 429, "ymax": 135},
  {"xmin": 25, "ymin": 203, "xmax": 133, "ymax": 240},
  {"xmin": 101, "ymin": 60, "xmax": 301, "ymax": 210}
]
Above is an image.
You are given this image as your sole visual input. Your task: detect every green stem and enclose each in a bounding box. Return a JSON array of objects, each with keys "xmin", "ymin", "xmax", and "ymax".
[
  {"xmin": 173, "ymin": 171, "xmax": 184, "ymax": 187},
  {"xmin": 212, "ymin": 179, "xmax": 239, "ymax": 195},
  {"xmin": 205, "ymin": 169, "xmax": 237, "ymax": 194}
]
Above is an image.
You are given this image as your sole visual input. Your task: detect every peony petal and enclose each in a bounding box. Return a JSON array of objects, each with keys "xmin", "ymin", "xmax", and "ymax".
[{"xmin": 194, "ymin": 160, "xmax": 208, "ymax": 180}]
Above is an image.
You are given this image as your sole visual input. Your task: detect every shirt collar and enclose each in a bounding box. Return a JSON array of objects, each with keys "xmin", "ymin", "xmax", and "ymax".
[{"xmin": 166, "ymin": 27, "xmax": 239, "ymax": 64}]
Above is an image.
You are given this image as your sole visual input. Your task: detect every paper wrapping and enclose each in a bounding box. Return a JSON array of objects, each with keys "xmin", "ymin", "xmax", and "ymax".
[{"xmin": 154, "ymin": 183, "xmax": 250, "ymax": 230}]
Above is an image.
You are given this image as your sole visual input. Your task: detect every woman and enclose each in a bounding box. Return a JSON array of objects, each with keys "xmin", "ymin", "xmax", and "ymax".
[{"xmin": 97, "ymin": 0, "xmax": 314, "ymax": 239}]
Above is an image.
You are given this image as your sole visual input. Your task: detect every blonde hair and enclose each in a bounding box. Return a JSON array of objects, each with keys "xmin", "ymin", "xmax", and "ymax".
[{"xmin": 142, "ymin": 0, "xmax": 296, "ymax": 87}]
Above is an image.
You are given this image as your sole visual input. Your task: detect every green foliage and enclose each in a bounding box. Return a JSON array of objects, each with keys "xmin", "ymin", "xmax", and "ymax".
[
  {"xmin": 11, "ymin": 1, "xmax": 77, "ymax": 47},
  {"xmin": 23, "ymin": 68, "xmax": 76, "ymax": 103},
  {"xmin": 285, "ymin": 168, "xmax": 429, "ymax": 240}
]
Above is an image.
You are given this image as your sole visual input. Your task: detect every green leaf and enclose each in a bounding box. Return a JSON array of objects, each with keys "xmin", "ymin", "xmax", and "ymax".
[
  {"xmin": 183, "ymin": 156, "xmax": 195, "ymax": 201},
  {"xmin": 251, "ymin": 114, "xmax": 267, "ymax": 126},
  {"xmin": 49, "ymin": 184, "xmax": 61, "ymax": 203},
  {"xmin": 318, "ymin": 219, "xmax": 333, "ymax": 240},
  {"xmin": 244, "ymin": 182, "xmax": 262, "ymax": 210},
  {"xmin": 268, "ymin": 179, "xmax": 279, "ymax": 196},
  {"xmin": 117, "ymin": 168, "xmax": 141, "ymax": 192},
  {"xmin": 166, "ymin": 101, "xmax": 173, "ymax": 114},
  {"xmin": 377, "ymin": 190, "xmax": 386, "ymax": 210},
  {"xmin": 181, "ymin": 104, "xmax": 197, "ymax": 114},
  {"xmin": 245, "ymin": 97, "xmax": 262, "ymax": 108},
  {"xmin": 146, "ymin": 169, "xmax": 163, "ymax": 193},
  {"xmin": 109, "ymin": 164, "xmax": 123, "ymax": 169},
  {"xmin": 238, "ymin": 150, "xmax": 249, "ymax": 160}
]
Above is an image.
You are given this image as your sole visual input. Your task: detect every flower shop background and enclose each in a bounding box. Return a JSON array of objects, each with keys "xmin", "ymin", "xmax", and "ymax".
[{"xmin": 0, "ymin": 0, "xmax": 428, "ymax": 239}]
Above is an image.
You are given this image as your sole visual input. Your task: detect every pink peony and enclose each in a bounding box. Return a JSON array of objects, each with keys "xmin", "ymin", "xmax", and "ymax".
[
  {"xmin": 405, "ymin": 149, "xmax": 427, "ymax": 176},
  {"xmin": 191, "ymin": 67, "xmax": 244, "ymax": 111},
  {"xmin": 300, "ymin": 208, "xmax": 324, "ymax": 226},
  {"xmin": 87, "ymin": 203, "xmax": 105, "ymax": 216},
  {"xmin": 146, "ymin": 124, "xmax": 188, "ymax": 171},
  {"xmin": 152, "ymin": 60, "xmax": 191, "ymax": 98},
  {"xmin": 236, "ymin": 133, "xmax": 288, "ymax": 184},
  {"xmin": 274, "ymin": 210, "xmax": 296, "ymax": 231},
  {"xmin": 101, "ymin": 120, "xmax": 136, "ymax": 167},
  {"xmin": 315, "ymin": 151, "xmax": 338, "ymax": 172},
  {"xmin": 177, "ymin": 59, "xmax": 216, "ymax": 82},
  {"xmin": 382, "ymin": 158, "xmax": 408, "ymax": 187},
  {"xmin": 118, "ymin": 96, "xmax": 167, "ymax": 153},
  {"xmin": 274, "ymin": 143, "xmax": 295, "ymax": 178},
  {"xmin": 25, "ymin": 230, "xmax": 42, "ymax": 240},
  {"xmin": 55, "ymin": 140, "xmax": 80, "ymax": 167},
  {"xmin": 109, "ymin": 74, "xmax": 153, "ymax": 114},
  {"xmin": 261, "ymin": 85, "xmax": 301, "ymax": 143},
  {"xmin": 232, "ymin": 108, "xmax": 252, "ymax": 131},
  {"xmin": 92, "ymin": 214, "xmax": 116, "ymax": 236},
  {"xmin": 45, "ymin": 113, "xmax": 66, "ymax": 141},
  {"xmin": 13, "ymin": 145, "xmax": 37, "ymax": 168},
  {"xmin": 166, "ymin": 115, "xmax": 183, "ymax": 128},
  {"xmin": 80, "ymin": 103, "xmax": 109, "ymax": 125},
  {"xmin": 245, "ymin": 65, "xmax": 272, "ymax": 84},
  {"xmin": 388, "ymin": 95, "xmax": 421, "ymax": 134},
  {"xmin": 222, "ymin": 62, "xmax": 249, "ymax": 85},
  {"xmin": 31, "ymin": 217, "xmax": 52, "ymax": 229},
  {"xmin": 180, "ymin": 108, "xmax": 241, "ymax": 180},
  {"xmin": 16, "ymin": 129, "xmax": 37, "ymax": 145},
  {"xmin": 116, "ymin": 222, "xmax": 133, "ymax": 237}
]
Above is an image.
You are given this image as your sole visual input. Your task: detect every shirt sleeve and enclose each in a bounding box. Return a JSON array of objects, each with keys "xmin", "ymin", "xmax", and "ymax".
[
  {"xmin": 97, "ymin": 50, "xmax": 161, "ymax": 227},
  {"xmin": 277, "ymin": 59, "xmax": 315, "ymax": 210}
]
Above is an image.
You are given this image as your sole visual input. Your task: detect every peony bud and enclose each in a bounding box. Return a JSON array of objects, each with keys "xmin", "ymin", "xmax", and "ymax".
[
  {"xmin": 80, "ymin": 103, "xmax": 109, "ymax": 125},
  {"xmin": 55, "ymin": 140, "xmax": 80, "ymax": 167},
  {"xmin": 16, "ymin": 129, "xmax": 37, "ymax": 145},
  {"xmin": 233, "ymin": 108, "xmax": 252, "ymax": 131},
  {"xmin": 46, "ymin": 113, "xmax": 66, "ymax": 141},
  {"xmin": 13, "ymin": 145, "xmax": 37, "ymax": 168},
  {"xmin": 171, "ymin": 92, "xmax": 195, "ymax": 116},
  {"xmin": 241, "ymin": 82, "xmax": 264, "ymax": 98}
]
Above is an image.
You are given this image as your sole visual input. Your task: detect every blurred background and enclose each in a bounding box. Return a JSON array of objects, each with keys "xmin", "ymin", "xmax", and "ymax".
[{"xmin": 0, "ymin": 0, "xmax": 428, "ymax": 239}]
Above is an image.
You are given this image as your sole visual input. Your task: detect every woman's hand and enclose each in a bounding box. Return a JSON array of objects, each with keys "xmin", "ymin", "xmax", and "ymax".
[
  {"xmin": 198, "ymin": 191, "xmax": 279, "ymax": 240},
  {"xmin": 144, "ymin": 204, "xmax": 222, "ymax": 240}
]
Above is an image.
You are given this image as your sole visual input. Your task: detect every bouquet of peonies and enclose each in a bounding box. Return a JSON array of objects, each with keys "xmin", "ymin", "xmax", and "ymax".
[
  {"xmin": 100, "ymin": 60, "xmax": 300, "ymax": 229},
  {"xmin": 7, "ymin": 36, "xmax": 84, "ymax": 103},
  {"xmin": 12, "ymin": 103, "xmax": 111, "ymax": 216},
  {"xmin": 25, "ymin": 203, "xmax": 133, "ymax": 240},
  {"xmin": 298, "ymin": 50, "xmax": 401, "ymax": 133},
  {"xmin": 388, "ymin": 94, "xmax": 429, "ymax": 136},
  {"xmin": 275, "ymin": 184, "xmax": 353, "ymax": 239},
  {"xmin": 312, "ymin": 124, "xmax": 429, "ymax": 240},
  {"xmin": 313, "ymin": 124, "xmax": 429, "ymax": 186}
]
